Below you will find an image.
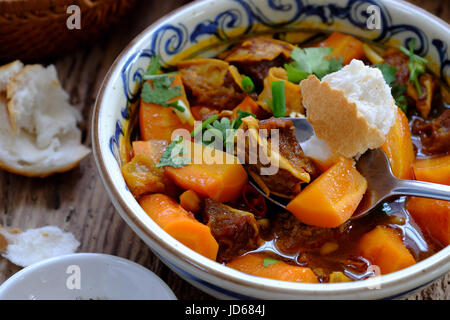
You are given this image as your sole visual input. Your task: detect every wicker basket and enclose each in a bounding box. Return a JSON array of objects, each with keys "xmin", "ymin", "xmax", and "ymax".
[{"xmin": 0, "ymin": 0, "xmax": 137, "ymax": 60}]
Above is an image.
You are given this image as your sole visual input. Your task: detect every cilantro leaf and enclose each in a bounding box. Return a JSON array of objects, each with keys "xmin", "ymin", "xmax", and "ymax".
[
  {"xmin": 262, "ymin": 257, "xmax": 280, "ymax": 267},
  {"xmin": 141, "ymin": 75, "xmax": 182, "ymax": 107},
  {"xmin": 376, "ymin": 64, "xmax": 408, "ymax": 113},
  {"xmin": 156, "ymin": 137, "xmax": 191, "ymax": 168},
  {"xmin": 145, "ymin": 55, "xmax": 161, "ymax": 76},
  {"xmin": 284, "ymin": 47, "xmax": 343, "ymax": 82},
  {"xmin": 328, "ymin": 56, "xmax": 343, "ymax": 74},
  {"xmin": 193, "ymin": 116, "xmax": 236, "ymax": 150},
  {"xmin": 391, "ymin": 83, "xmax": 407, "ymax": 113},
  {"xmin": 284, "ymin": 48, "xmax": 342, "ymax": 83},
  {"xmin": 377, "ymin": 63, "xmax": 397, "ymax": 85},
  {"xmin": 192, "ymin": 110, "xmax": 256, "ymax": 150},
  {"xmin": 206, "ymin": 118, "xmax": 236, "ymax": 147}
]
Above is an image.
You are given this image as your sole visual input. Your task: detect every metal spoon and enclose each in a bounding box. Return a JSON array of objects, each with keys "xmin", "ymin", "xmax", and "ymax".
[
  {"xmin": 248, "ymin": 118, "xmax": 450, "ymax": 220},
  {"xmin": 352, "ymin": 148, "xmax": 450, "ymax": 219}
]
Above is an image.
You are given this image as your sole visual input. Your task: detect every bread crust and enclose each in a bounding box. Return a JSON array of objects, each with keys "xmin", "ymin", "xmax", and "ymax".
[
  {"xmin": 0, "ymin": 157, "xmax": 86, "ymax": 178},
  {"xmin": 6, "ymin": 64, "xmax": 41, "ymax": 131},
  {"xmin": 301, "ymin": 75, "xmax": 385, "ymax": 158}
]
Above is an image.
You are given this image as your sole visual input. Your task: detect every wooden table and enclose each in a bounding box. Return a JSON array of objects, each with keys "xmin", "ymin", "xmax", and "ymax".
[{"xmin": 0, "ymin": 0, "xmax": 448, "ymax": 300}]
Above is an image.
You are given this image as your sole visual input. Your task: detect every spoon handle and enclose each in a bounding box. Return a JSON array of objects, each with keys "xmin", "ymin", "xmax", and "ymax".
[{"xmin": 391, "ymin": 179, "xmax": 450, "ymax": 201}]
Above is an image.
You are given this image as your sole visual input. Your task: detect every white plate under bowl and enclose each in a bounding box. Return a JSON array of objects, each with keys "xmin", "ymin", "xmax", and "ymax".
[{"xmin": 0, "ymin": 253, "xmax": 177, "ymax": 300}]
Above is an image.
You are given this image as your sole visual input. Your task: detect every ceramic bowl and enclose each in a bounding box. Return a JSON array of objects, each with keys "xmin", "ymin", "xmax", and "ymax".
[
  {"xmin": 92, "ymin": 0, "xmax": 450, "ymax": 299},
  {"xmin": 0, "ymin": 253, "xmax": 177, "ymax": 300}
]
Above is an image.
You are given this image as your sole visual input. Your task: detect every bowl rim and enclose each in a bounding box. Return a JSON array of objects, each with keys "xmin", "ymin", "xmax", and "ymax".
[{"xmin": 92, "ymin": 0, "xmax": 450, "ymax": 299}]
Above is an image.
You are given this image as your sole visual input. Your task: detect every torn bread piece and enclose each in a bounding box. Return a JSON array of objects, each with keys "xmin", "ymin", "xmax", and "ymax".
[
  {"xmin": 0, "ymin": 63, "xmax": 90, "ymax": 177},
  {"xmin": 0, "ymin": 226, "xmax": 80, "ymax": 267},
  {"xmin": 300, "ymin": 59, "xmax": 396, "ymax": 158}
]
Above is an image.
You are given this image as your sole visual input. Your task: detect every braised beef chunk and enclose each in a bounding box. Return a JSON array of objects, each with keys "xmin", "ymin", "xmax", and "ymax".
[
  {"xmin": 273, "ymin": 212, "xmax": 340, "ymax": 254},
  {"xmin": 231, "ymin": 55, "xmax": 289, "ymax": 92},
  {"xmin": 204, "ymin": 198, "xmax": 260, "ymax": 262},
  {"xmin": 243, "ymin": 117, "xmax": 317, "ymax": 198},
  {"xmin": 412, "ymin": 109, "xmax": 450, "ymax": 155},
  {"xmin": 259, "ymin": 118, "xmax": 316, "ymax": 176},
  {"xmin": 177, "ymin": 59, "xmax": 246, "ymax": 110},
  {"xmin": 219, "ymin": 37, "xmax": 293, "ymax": 92}
]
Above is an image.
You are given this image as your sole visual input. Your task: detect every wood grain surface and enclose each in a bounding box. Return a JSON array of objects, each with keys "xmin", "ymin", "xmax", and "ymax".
[{"xmin": 0, "ymin": 0, "xmax": 448, "ymax": 300}]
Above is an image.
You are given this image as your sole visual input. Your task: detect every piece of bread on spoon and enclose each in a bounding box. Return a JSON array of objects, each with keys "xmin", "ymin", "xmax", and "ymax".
[{"xmin": 300, "ymin": 59, "xmax": 396, "ymax": 159}]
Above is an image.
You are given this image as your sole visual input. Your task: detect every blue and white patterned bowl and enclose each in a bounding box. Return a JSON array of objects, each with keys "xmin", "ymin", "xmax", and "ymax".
[{"xmin": 93, "ymin": 0, "xmax": 450, "ymax": 299}]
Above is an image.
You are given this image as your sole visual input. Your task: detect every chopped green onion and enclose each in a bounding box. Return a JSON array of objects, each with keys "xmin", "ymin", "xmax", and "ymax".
[
  {"xmin": 143, "ymin": 72, "xmax": 178, "ymax": 81},
  {"xmin": 284, "ymin": 63, "xmax": 308, "ymax": 84},
  {"xmin": 271, "ymin": 80, "xmax": 286, "ymax": 118},
  {"xmin": 168, "ymin": 101, "xmax": 185, "ymax": 112},
  {"xmin": 190, "ymin": 115, "xmax": 219, "ymax": 137},
  {"xmin": 233, "ymin": 109, "xmax": 256, "ymax": 129},
  {"xmin": 242, "ymin": 76, "xmax": 255, "ymax": 93},
  {"xmin": 398, "ymin": 39, "xmax": 428, "ymax": 97}
]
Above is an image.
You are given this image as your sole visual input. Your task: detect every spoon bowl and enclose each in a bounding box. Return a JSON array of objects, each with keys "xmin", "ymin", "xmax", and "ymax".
[{"xmin": 353, "ymin": 148, "xmax": 450, "ymax": 218}]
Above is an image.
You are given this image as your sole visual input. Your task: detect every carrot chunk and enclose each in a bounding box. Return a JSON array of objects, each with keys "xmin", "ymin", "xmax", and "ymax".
[
  {"xmin": 359, "ymin": 226, "xmax": 416, "ymax": 274},
  {"xmin": 132, "ymin": 140, "xmax": 168, "ymax": 163},
  {"xmin": 381, "ymin": 108, "xmax": 415, "ymax": 179},
  {"xmin": 165, "ymin": 142, "xmax": 248, "ymax": 203},
  {"xmin": 406, "ymin": 197, "xmax": 450, "ymax": 246},
  {"xmin": 412, "ymin": 154, "xmax": 450, "ymax": 185},
  {"xmin": 226, "ymin": 253, "xmax": 318, "ymax": 283},
  {"xmin": 318, "ymin": 32, "xmax": 364, "ymax": 65},
  {"xmin": 139, "ymin": 194, "xmax": 218, "ymax": 260},
  {"xmin": 286, "ymin": 158, "xmax": 367, "ymax": 228},
  {"xmin": 139, "ymin": 75, "xmax": 192, "ymax": 141}
]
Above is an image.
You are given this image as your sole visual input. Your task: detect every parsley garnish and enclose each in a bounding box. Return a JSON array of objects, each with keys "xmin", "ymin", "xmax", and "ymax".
[
  {"xmin": 377, "ymin": 63, "xmax": 397, "ymax": 86},
  {"xmin": 284, "ymin": 47, "xmax": 342, "ymax": 83},
  {"xmin": 398, "ymin": 39, "xmax": 428, "ymax": 97},
  {"xmin": 391, "ymin": 84, "xmax": 407, "ymax": 113},
  {"xmin": 141, "ymin": 75, "xmax": 182, "ymax": 107},
  {"xmin": 191, "ymin": 111, "xmax": 256, "ymax": 150},
  {"xmin": 262, "ymin": 257, "xmax": 280, "ymax": 267},
  {"xmin": 156, "ymin": 137, "xmax": 191, "ymax": 168},
  {"xmin": 377, "ymin": 63, "xmax": 408, "ymax": 113},
  {"xmin": 202, "ymin": 117, "xmax": 236, "ymax": 149},
  {"xmin": 145, "ymin": 55, "xmax": 161, "ymax": 77}
]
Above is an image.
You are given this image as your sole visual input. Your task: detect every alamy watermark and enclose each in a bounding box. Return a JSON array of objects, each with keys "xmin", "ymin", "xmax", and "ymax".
[
  {"xmin": 66, "ymin": 264, "xmax": 81, "ymax": 290},
  {"xmin": 366, "ymin": 5, "xmax": 382, "ymax": 30},
  {"xmin": 66, "ymin": 5, "xmax": 81, "ymax": 30}
]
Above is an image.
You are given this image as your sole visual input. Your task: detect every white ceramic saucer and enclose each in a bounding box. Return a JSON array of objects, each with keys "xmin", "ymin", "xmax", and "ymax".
[{"xmin": 0, "ymin": 253, "xmax": 177, "ymax": 300}]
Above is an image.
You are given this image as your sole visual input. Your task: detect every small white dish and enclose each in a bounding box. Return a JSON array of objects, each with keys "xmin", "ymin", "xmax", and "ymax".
[{"xmin": 0, "ymin": 253, "xmax": 177, "ymax": 300}]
